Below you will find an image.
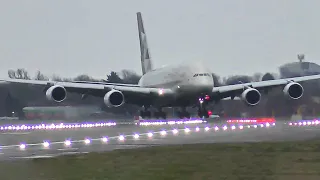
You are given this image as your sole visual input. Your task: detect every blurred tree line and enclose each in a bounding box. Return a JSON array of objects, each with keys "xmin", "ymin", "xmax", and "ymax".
[{"xmin": 1, "ymin": 66, "xmax": 320, "ymax": 119}]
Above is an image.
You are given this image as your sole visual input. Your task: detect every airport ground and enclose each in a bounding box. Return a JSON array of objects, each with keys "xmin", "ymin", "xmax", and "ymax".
[{"xmin": 0, "ymin": 117, "xmax": 318, "ymax": 179}]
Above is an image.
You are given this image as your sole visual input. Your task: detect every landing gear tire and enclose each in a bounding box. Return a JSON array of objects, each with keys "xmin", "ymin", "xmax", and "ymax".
[
  {"xmin": 159, "ymin": 111, "xmax": 167, "ymax": 119},
  {"xmin": 140, "ymin": 110, "xmax": 151, "ymax": 119},
  {"xmin": 177, "ymin": 111, "xmax": 191, "ymax": 119},
  {"xmin": 177, "ymin": 111, "xmax": 183, "ymax": 119},
  {"xmin": 154, "ymin": 111, "xmax": 167, "ymax": 119},
  {"xmin": 198, "ymin": 109, "xmax": 209, "ymax": 118}
]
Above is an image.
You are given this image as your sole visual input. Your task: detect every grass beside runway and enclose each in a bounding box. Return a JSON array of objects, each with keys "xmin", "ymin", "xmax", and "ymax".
[{"xmin": 2, "ymin": 141, "xmax": 320, "ymax": 180}]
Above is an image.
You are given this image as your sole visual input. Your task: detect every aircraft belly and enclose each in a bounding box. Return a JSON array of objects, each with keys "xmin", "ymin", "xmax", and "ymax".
[{"xmin": 150, "ymin": 93, "xmax": 198, "ymax": 107}]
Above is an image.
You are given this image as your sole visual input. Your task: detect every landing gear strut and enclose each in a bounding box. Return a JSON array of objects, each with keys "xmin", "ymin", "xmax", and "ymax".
[
  {"xmin": 198, "ymin": 107, "xmax": 209, "ymax": 118},
  {"xmin": 176, "ymin": 107, "xmax": 191, "ymax": 119},
  {"xmin": 139, "ymin": 106, "xmax": 152, "ymax": 119},
  {"xmin": 198, "ymin": 97, "xmax": 210, "ymax": 118},
  {"xmin": 139, "ymin": 106, "xmax": 167, "ymax": 119},
  {"xmin": 154, "ymin": 109, "xmax": 167, "ymax": 119}
]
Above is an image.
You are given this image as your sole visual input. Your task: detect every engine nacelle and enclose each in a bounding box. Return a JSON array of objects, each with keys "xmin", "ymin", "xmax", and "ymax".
[
  {"xmin": 241, "ymin": 88, "xmax": 261, "ymax": 106},
  {"xmin": 283, "ymin": 82, "xmax": 304, "ymax": 100},
  {"xmin": 45, "ymin": 85, "xmax": 67, "ymax": 102},
  {"xmin": 104, "ymin": 90, "xmax": 125, "ymax": 107}
]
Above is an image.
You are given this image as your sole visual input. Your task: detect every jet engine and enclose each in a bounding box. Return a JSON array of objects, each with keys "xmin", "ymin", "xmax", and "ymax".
[
  {"xmin": 241, "ymin": 88, "xmax": 261, "ymax": 106},
  {"xmin": 45, "ymin": 85, "xmax": 67, "ymax": 102},
  {"xmin": 104, "ymin": 89, "xmax": 125, "ymax": 107},
  {"xmin": 283, "ymin": 82, "xmax": 304, "ymax": 99}
]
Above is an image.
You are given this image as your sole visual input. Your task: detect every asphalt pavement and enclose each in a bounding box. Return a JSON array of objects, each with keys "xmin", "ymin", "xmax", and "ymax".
[{"xmin": 0, "ymin": 119, "xmax": 318, "ymax": 161}]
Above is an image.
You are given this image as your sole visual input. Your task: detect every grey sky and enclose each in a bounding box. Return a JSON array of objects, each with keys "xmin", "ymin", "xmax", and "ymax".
[{"xmin": 0, "ymin": 0, "xmax": 319, "ymax": 80}]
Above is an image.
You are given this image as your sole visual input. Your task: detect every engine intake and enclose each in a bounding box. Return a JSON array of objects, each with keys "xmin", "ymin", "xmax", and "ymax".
[
  {"xmin": 283, "ymin": 82, "xmax": 304, "ymax": 99},
  {"xmin": 104, "ymin": 90, "xmax": 125, "ymax": 107},
  {"xmin": 45, "ymin": 85, "xmax": 67, "ymax": 102},
  {"xmin": 241, "ymin": 88, "xmax": 261, "ymax": 106}
]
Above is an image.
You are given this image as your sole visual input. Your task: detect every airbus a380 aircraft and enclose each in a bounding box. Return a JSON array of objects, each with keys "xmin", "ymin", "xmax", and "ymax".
[{"xmin": 2, "ymin": 12, "xmax": 320, "ymax": 119}]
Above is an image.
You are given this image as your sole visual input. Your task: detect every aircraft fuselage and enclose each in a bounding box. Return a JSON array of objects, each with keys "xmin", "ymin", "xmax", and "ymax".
[{"xmin": 138, "ymin": 62, "xmax": 214, "ymax": 107}]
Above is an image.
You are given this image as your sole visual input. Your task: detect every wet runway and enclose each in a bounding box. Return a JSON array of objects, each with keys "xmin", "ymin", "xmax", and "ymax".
[{"xmin": 0, "ymin": 119, "xmax": 318, "ymax": 160}]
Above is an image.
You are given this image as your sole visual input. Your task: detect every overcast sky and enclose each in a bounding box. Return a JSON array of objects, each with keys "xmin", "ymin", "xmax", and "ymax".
[{"xmin": 0, "ymin": 0, "xmax": 319, "ymax": 80}]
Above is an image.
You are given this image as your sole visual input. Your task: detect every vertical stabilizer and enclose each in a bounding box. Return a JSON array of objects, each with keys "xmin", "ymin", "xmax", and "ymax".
[{"xmin": 137, "ymin": 12, "xmax": 153, "ymax": 75}]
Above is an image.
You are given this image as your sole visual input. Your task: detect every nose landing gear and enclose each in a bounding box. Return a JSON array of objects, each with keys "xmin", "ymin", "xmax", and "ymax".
[
  {"xmin": 198, "ymin": 108, "xmax": 210, "ymax": 118},
  {"xmin": 198, "ymin": 97, "xmax": 210, "ymax": 118}
]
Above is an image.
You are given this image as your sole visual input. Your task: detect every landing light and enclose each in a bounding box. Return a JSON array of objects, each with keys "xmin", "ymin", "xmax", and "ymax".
[{"xmin": 158, "ymin": 89, "xmax": 164, "ymax": 95}]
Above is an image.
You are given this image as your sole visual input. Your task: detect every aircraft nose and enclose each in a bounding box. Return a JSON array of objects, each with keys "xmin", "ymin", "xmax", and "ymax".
[{"xmin": 197, "ymin": 78, "xmax": 213, "ymax": 93}]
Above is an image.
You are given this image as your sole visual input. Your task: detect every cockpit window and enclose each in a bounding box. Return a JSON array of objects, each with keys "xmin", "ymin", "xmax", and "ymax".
[{"xmin": 194, "ymin": 73, "xmax": 211, "ymax": 77}]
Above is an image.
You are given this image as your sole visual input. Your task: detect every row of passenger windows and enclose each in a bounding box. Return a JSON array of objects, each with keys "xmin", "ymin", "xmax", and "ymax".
[{"xmin": 193, "ymin": 73, "xmax": 211, "ymax": 77}]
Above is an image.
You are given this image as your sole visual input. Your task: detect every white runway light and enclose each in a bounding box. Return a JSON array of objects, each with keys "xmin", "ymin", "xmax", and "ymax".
[
  {"xmin": 172, "ymin": 129, "xmax": 178, "ymax": 134},
  {"xmin": 205, "ymin": 127, "xmax": 210, "ymax": 131},
  {"xmin": 133, "ymin": 134, "xmax": 139, "ymax": 139},
  {"xmin": 119, "ymin": 135, "xmax": 125, "ymax": 141},
  {"xmin": 160, "ymin": 130, "xmax": 167, "ymax": 136},
  {"xmin": 184, "ymin": 128, "xmax": 190, "ymax": 133},
  {"xmin": 147, "ymin": 132, "xmax": 153, "ymax": 138},
  {"xmin": 231, "ymin": 125, "xmax": 236, "ymax": 130},
  {"xmin": 19, "ymin": 143, "xmax": 26, "ymax": 150},
  {"xmin": 84, "ymin": 138, "xmax": 91, "ymax": 144},
  {"xmin": 223, "ymin": 126, "xmax": 228, "ymax": 131},
  {"xmin": 214, "ymin": 126, "xmax": 219, "ymax": 131},
  {"xmin": 195, "ymin": 127, "xmax": 200, "ymax": 132},
  {"xmin": 64, "ymin": 140, "xmax": 71, "ymax": 146},
  {"xmin": 101, "ymin": 137, "xmax": 108, "ymax": 143},
  {"xmin": 43, "ymin": 141, "xmax": 50, "ymax": 148}
]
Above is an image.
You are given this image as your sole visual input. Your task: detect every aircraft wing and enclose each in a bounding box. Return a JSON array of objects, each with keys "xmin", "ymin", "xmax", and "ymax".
[
  {"xmin": 212, "ymin": 74, "xmax": 320, "ymax": 99},
  {"xmin": 71, "ymin": 80, "xmax": 141, "ymax": 87},
  {"xmin": 0, "ymin": 79, "xmax": 174, "ymax": 104}
]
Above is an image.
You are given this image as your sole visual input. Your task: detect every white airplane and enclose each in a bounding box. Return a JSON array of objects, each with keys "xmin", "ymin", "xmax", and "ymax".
[{"xmin": 2, "ymin": 12, "xmax": 320, "ymax": 119}]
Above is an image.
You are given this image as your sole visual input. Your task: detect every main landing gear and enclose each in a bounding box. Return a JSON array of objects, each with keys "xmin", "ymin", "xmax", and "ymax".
[
  {"xmin": 139, "ymin": 106, "xmax": 167, "ymax": 119},
  {"xmin": 176, "ymin": 107, "xmax": 191, "ymax": 119}
]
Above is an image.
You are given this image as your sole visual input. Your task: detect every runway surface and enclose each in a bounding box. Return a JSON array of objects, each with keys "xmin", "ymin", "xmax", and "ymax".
[{"xmin": 0, "ymin": 119, "xmax": 318, "ymax": 161}]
